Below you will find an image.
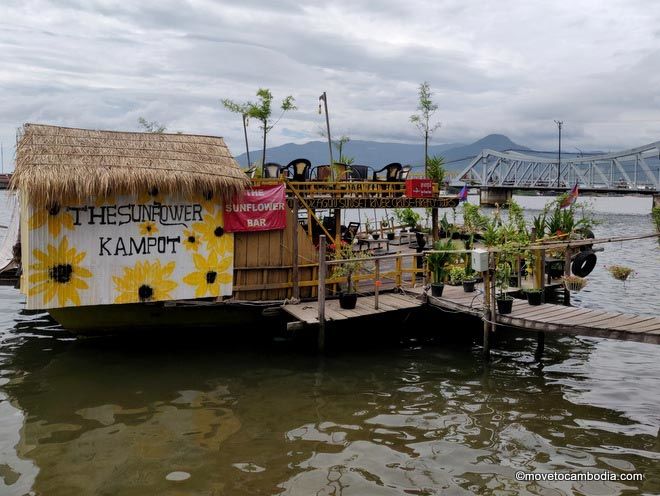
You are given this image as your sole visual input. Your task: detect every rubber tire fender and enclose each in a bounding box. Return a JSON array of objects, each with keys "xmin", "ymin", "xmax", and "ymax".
[
  {"xmin": 576, "ymin": 228, "xmax": 595, "ymax": 251},
  {"xmin": 571, "ymin": 250, "xmax": 597, "ymax": 277}
]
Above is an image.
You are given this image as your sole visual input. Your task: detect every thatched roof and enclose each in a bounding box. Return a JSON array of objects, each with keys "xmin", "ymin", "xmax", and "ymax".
[{"xmin": 11, "ymin": 124, "xmax": 250, "ymax": 207}]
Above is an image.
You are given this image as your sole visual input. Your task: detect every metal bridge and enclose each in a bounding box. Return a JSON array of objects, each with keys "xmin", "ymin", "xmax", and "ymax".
[{"xmin": 453, "ymin": 140, "xmax": 660, "ymax": 194}]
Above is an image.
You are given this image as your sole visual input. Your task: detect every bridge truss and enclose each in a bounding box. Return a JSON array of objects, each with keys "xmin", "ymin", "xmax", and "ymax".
[{"xmin": 454, "ymin": 141, "xmax": 660, "ymax": 192}]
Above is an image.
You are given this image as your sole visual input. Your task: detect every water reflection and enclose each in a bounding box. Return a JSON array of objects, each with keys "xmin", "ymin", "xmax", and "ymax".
[{"xmin": 1, "ymin": 312, "xmax": 659, "ymax": 495}]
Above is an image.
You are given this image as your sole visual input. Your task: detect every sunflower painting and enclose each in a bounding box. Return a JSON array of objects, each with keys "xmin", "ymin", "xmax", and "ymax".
[
  {"xmin": 196, "ymin": 191, "xmax": 218, "ymax": 215},
  {"xmin": 113, "ymin": 260, "xmax": 178, "ymax": 304},
  {"xmin": 192, "ymin": 209, "xmax": 233, "ymax": 256},
  {"xmin": 183, "ymin": 252, "xmax": 233, "ymax": 297},
  {"xmin": 28, "ymin": 238, "xmax": 92, "ymax": 307},
  {"xmin": 183, "ymin": 229, "xmax": 201, "ymax": 251},
  {"xmin": 29, "ymin": 203, "xmax": 75, "ymax": 237},
  {"xmin": 139, "ymin": 221, "xmax": 159, "ymax": 236}
]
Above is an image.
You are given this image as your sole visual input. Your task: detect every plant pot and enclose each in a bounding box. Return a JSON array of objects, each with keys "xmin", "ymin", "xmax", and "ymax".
[
  {"xmin": 462, "ymin": 279, "xmax": 476, "ymax": 293},
  {"xmin": 430, "ymin": 282, "xmax": 444, "ymax": 297},
  {"xmin": 526, "ymin": 291, "xmax": 543, "ymax": 306},
  {"xmin": 496, "ymin": 297, "xmax": 513, "ymax": 314},
  {"xmin": 386, "ymin": 232, "xmax": 395, "ymax": 241},
  {"xmin": 339, "ymin": 292, "xmax": 357, "ymax": 309},
  {"xmin": 371, "ymin": 233, "xmax": 380, "ymax": 240}
]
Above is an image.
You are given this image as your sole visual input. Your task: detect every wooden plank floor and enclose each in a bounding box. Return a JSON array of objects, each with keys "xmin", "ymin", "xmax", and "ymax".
[
  {"xmin": 282, "ymin": 292, "xmax": 423, "ymax": 324},
  {"xmin": 423, "ymin": 284, "xmax": 660, "ymax": 345}
]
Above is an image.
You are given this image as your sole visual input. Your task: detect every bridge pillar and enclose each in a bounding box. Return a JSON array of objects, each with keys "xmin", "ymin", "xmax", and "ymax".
[{"xmin": 479, "ymin": 188, "xmax": 512, "ymax": 207}]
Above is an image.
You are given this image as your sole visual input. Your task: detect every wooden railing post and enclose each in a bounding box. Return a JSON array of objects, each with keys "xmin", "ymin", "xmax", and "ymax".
[
  {"xmin": 317, "ymin": 235, "xmax": 327, "ymax": 353},
  {"xmin": 395, "ymin": 256, "xmax": 402, "ymax": 287},
  {"xmin": 563, "ymin": 247, "xmax": 572, "ymax": 306},
  {"xmin": 292, "ymin": 199, "xmax": 300, "ymax": 300},
  {"xmin": 374, "ymin": 258, "xmax": 380, "ymax": 310}
]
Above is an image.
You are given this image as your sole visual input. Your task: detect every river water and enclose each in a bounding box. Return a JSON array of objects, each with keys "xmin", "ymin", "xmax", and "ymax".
[{"xmin": 0, "ymin": 190, "xmax": 659, "ymax": 495}]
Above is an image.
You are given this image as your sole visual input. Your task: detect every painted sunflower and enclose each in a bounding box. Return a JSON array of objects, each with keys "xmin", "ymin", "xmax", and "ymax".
[
  {"xmin": 183, "ymin": 252, "xmax": 232, "ymax": 298},
  {"xmin": 113, "ymin": 260, "xmax": 178, "ymax": 304},
  {"xmin": 29, "ymin": 203, "xmax": 75, "ymax": 237},
  {"xmin": 183, "ymin": 229, "xmax": 201, "ymax": 251},
  {"xmin": 28, "ymin": 237, "xmax": 92, "ymax": 307},
  {"xmin": 192, "ymin": 210, "xmax": 232, "ymax": 255},
  {"xmin": 139, "ymin": 221, "xmax": 159, "ymax": 236}
]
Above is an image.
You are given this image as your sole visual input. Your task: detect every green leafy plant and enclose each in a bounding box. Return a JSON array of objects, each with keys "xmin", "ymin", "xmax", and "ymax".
[
  {"xmin": 449, "ymin": 265, "xmax": 467, "ymax": 285},
  {"xmin": 332, "ymin": 242, "xmax": 371, "ymax": 294},
  {"xmin": 426, "ymin": 155, "xmax": 446, "ymax": 188},
  {"xmin": 394, "ymin": 208, "xmax": 421, "ymax": 229},
  {"xmin": 427, "ymin": 238, "xmax": 454, "ymax": 283}
]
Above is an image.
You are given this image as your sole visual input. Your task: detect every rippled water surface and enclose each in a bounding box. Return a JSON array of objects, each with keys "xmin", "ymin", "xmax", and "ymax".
[{"xmin": 1, "ymin": 191, "xmax": 659, "ymax": 495}]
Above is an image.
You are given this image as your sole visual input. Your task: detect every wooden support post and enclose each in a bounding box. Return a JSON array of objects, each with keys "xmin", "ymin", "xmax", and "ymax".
[
  {"xmin": 535, "ymin": 332, "xmax": 545, "ymax": 362},
  {"xmin": 395, "ymin": 256, "xmax": 402, "ymax": 287},
  {"xmin": 432, "ymin": 208, "xmax": 439, "ymax": 241},
  {"xmin": 489, "ymin": 254, "xmax": 497, "ymax": 337},
  {"xmin": 563, "ymin": 247, "xmax": 572, "ymax": 306},
  {"xmin": 317, "ymin": 236, "xmax": 327, "ymax": 353},
  {"xmin": 334, "ymin": 208, "xmax": 341, "ymax": 246},
  {"xmin": 374, "ymin": 258, "xmax": 380, "ymax": 310},
  {"xmin": 482, "ymin": 268, "xmax": 491, "ymax": 360},
  {"xmin": 534, "ymin": 249, "xmax": 545, "ymax": 290},
  {"xmin": 292, "ymin": 199, "xmax": 300, "ymax": 300}
]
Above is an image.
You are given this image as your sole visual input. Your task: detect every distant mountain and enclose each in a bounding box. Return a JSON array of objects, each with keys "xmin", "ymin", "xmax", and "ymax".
[{"xmin": 233, "ymin": 134, "xmax": 529, "ymax": 172}]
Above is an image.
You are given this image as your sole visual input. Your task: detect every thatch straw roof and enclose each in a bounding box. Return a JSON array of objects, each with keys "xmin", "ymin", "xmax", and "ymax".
[{"xmin": 11, "ymin": 124, "xmax": 250, "ymax": 207}]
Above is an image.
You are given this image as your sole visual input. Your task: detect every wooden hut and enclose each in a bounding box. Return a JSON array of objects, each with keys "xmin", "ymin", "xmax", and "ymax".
[{"xmin": 11, "ymin": 124, "xmax": 318, "ymax": 331}]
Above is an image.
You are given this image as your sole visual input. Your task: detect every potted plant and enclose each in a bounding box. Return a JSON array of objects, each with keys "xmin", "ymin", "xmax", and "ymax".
[
  {"xmin": 449, "ymin": 265, "xmax": 465, "ymax": 286},
  {"xmin": 382, "ymin": 218, "xmax": 395, "ymax": 240},
  {"xmin": 363, "ymin": 218, "xmax": 372, "ymax": 240},
  {"xmin": 495, "ymin": 254, "xmax": 514, "ymax": 314},
  {"xmin": 462, "ymin": 268, "xmax": 477, "ymax": 293},
  {"xmin": 605, "ymin": 265, "xmax": 635, "ymax": 284},
  {"xmin": 562, "ymin": 275, "xmax": 588, "ymax": 292},
  {"xmin": 427, "ymin": 238, "xmax": 454, "ymax": 297},
  {"xmin": 395, "ymin": 208, "xmax": 421, "ymax": 232},
  {"xmin": 524, "ymin": 288, "xmax": 544, "ymax": 305},
  {"xmin": 332, "ymin": 243, "xmax": 370, "ymax": 309}
]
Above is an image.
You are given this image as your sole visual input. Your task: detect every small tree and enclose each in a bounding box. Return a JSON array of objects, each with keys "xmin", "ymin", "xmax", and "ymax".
[
  {"xmin": 410, "ymin": 82, "xmax": 441, "ymax": 176},
  {"xmin": 222, "ymin": 88, "xmax": 296, "ymax": 168},
  {"xmin": 138, "ymin": 117, "xmax": 166, "ymax": 133}
]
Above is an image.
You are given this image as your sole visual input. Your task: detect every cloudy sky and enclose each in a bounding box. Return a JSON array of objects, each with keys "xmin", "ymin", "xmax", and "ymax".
[{"xmin": 1, "ymin": 0, "xmax": 660, "ymax": 170}]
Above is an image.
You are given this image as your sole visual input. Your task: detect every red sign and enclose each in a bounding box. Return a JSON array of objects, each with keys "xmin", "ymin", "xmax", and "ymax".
[
  {"xmin": 224, "ymin": 184, "xmax": 287, "ymax": 232},
  {"xmin": 405, "ymin": 179, "xmax": 434, "ymax": 198}
]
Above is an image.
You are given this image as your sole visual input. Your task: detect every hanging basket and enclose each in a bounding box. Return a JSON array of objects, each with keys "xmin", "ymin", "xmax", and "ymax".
[{"xmin": 562, "ymin": 275, "xmax": 587, "ymax": 292}]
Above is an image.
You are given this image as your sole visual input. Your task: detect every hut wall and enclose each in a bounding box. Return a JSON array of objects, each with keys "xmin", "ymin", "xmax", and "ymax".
[{"xmin": 233, "ymin": 208, "xmax": 318, "ymax": 301}]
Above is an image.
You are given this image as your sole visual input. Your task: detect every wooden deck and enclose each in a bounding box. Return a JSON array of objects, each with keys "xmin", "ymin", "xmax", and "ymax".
[
  {"xmin": 423, "ymin": 284, "xmax": 660, "ymax": 345},
  {"xmin": 282, "ymin": 292, "xmax": 423, "ymax": 325}
]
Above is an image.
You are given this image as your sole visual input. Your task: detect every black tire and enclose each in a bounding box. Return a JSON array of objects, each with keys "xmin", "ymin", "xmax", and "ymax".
[
  {"xmin": 576, "ymin": 228, "xmax": 595, "ymax": 251},
  {"xmin": 571, "ymin": 250, "xmax": 597, "ymax": 277}
]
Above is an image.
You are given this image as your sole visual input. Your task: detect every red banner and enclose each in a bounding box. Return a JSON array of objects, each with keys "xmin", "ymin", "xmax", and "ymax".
[
  {"xmin": 224, "ymin": 184, "xmax": 287, "ymax": 232},
  {"xmin": 405, "ymin": 179, "xmax": 434, "ymax": 198}
]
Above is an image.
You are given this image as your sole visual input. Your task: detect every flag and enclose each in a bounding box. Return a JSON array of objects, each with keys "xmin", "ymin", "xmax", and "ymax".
[
  {"xmin": 560, "ymin": 183, "xmax": 579, "ymax": 209},
  {"xmin": 457, "ymin": 184, "xmax": 468, "ymax": 202}
]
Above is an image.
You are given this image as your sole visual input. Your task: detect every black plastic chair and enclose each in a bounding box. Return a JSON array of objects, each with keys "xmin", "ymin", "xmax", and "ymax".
[
  {"xmin": 285, "ymin": 158, "xmax": 311, "ymax": 181},
  {"xmin": 373, "ymin": 162, "xmax": 403, "ymax": 181},
  {"xmin": 263, "ymin": 162, "xmax": 284, "ymax": 178},
  {"xmin": 342, "ymin": 221, "xmax": 360, "ymax": 243},
  {"xmin": 399, "ymin": 165, "xmax": 412, "ymax": 180},
  {"xmin": 346, "ymin": 165, "xmax": 372, "ymax": 181}
]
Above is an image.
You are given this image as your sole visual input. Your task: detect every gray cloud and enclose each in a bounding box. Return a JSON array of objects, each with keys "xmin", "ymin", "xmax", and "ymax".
[{"xmin": 1, "ymin": 0, "xmax": 660, "ymax": 170}]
